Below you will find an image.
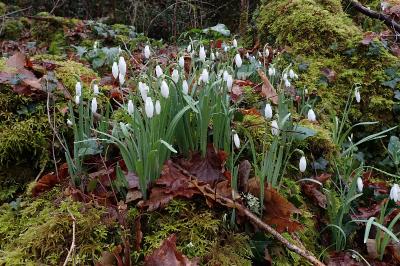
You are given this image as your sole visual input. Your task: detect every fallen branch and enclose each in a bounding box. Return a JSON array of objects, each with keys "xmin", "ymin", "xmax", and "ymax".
[
  {"xmin": 174, "ymin": 165, "xmax": 326, "ymax": 266},
  {"xmin": 347, "ymin": 0, "xmax": 400, "ymax": 33},
  {"xmin": 63, "ymin": 209, "xmax": 76, "ymax": 266}
]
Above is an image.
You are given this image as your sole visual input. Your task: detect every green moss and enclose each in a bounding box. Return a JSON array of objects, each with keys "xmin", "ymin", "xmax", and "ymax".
[
  {"xmin": 1, "ymin": 19, "xmax": 24, "ymax": 39},
  {"xmin": 0, "ymin": 189, "xmax": 117, "ymax": 265},
  {"xmin": 0, "ymin": 2, "xmax": 5, "ymax": 16},
  {"xmin": 48, "ymin": 31, "xmax": 67, "ymax": 55}
]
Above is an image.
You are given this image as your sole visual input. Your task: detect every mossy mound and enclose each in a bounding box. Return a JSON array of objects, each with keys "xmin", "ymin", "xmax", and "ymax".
[{"xmin": 0, "ymin": 188, "xmax": 117, "ymax": 265}]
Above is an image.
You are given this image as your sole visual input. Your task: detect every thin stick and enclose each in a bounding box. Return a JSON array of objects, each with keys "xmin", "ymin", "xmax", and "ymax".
[{"xmin": 63, "ymin": 209, "xmax": 76, "ymax": 266}]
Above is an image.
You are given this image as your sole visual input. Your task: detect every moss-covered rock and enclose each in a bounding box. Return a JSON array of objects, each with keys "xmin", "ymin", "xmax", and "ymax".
[{"xmin": 1, "ymin": 19, "xmax": 24, "ymax": 39}]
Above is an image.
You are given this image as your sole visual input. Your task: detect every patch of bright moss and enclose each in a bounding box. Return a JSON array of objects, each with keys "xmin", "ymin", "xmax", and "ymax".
[{"xmin": 1, "ymin": 19, "xmax": 24, "ymax": 39}]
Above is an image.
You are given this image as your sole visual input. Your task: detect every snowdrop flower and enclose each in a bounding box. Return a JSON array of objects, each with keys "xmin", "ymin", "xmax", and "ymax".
[
  {"xmin": 226, "ymin": 74, "xmax": 233, "ymax": 91},
  {"xmin": 258, "ymin": 51, "xmax": 263, "ymax": 58},
  {"xmin": 93, "ymin": 84, "xmax": 99, "ymax": 95},
  {"xmin": 233, "ymin": 133, "xmax": 240, "ymax": 149},
  {"xmin": 216, "ymin": 51, "xmax": 220, "ymax": 58},
  {"xmin": 67, "ymin": 119, "xmax": 73, "ymax": 127},
  {"xmin": 268, "ymin": 66, "xmax": 276, "ymax": 76},
  {"xmin": 118, "ymin": 56, "xmax": 126, "ymax": 77},
  {"xmin": 381, "ymin": 2, "xmax": 389, "ymax": 11},
  {"xmin": 232, "ymin": 38, "xmax": 238, "ymax": 48},
  {"xmin": 307, "ymin": 109, "xmax": 316, "ymax": 122},
  {"xmin": 264, "ymin": 48, "xmax": 269, "ymax": 58},
  {"xmin": 299, "ymin": 156, "xmax": 307, "ymax": 172},
  {"xmin": 271, "ymin": 120, "xmax": 279, "ymax": 136},
  {"xmin": 357, "ymin": 177, "xmax": 363, "ymax": 193},
  {"xmin": 75, "ymin": 82, "xmax": 82, "ymax": 96},
  {"xmin": 179, "ymin": 56, "xmax": 185, "ymax": 68},
  {"xmin": 304, "ymin": 88, "xmax": 309, "ymax": 95},
  {"xmin": 118, "ymin": 73, "xmax": 125, "ymax": 85},
  {"xmin": 355, "ymin": 87, "xmax": 361, "ymax": 103},
  {"xmin": 112, "ymin": 62, "xmax": 119, "ymax": 79},
  {"xmin": 289, "ymin": 69, "xmax": 296, "ymax": 79},
  {"xmin": 93, "ymin": 41, "xmax": 99, "ymax": 50},
  {"xmin": 283, "ymin": 73, "xmax": 288, "ymax": 80},
  {"xmin": 200, "ymin": 69, "xmax": 209, "ymax": 83},
  {"xmin": 182, "ymin": 80, "xmax": 189, "ymax": 95},
  {"xmin": 155, "ymin": 100, "xmax": 161, "ymax": 115},
  {"xmin": 234, "ymin": 54, "xmax": 242, "ymax": 68},
  {"xmin": 91, "ymin": 98, "xmax": 97, "ymax": 113},
  {"xmin": 264, "ymin": 103, "xmax": 273, "ymax": 119},
  {"xmin": 161, "ymin": 80, "xmax": 169, "ymax": 98},
  {"xmin": 390, "ymin": 184, "xmax": 400, "ymax": 202},
  {"xmin": 199, "ymin": 46, "xmax": 206, "ymax": 62},
  {"xmin": 223, "ymin": 70, "xmax": 229, "ymax": 81},
  {"xmin": 224, "ymin": 46, "xmax": 228, "ymax": 52},
  {"xmin": 127, "ymin": 100, "xmax": 134, "ymax": 115},
  {"xmin": 138, "ymin": 82, "xmax": 148, "ymax": 101},
  {"xmin": 145, "ymin": 97, "xmax": 154, "ymax": 118},
  {"xmin": 155, "ymin": 65, "xmax": 163, "ymax": 78},
  {"xmin": 144, "ymin": 45, "xmax": 151, "ymax": 59},
  {"xmin": 245, "ymin": 52, "xmax": 250, "ymax": 59},
  {"xmin": 284, "ymin": 79, "xmax": 291, "ymax": 88},
  {"xmin": 211, "ymin": 52, "xmax": 215, "ymax": 61},
  {"xmin": 75, "ymin": 95, "xmax": 80, "ymax": 105},
  {"xmin": 187, "ymin": 44, "xmax": 192, "ymax": 53},
  {"xmin": 172, "ymin": 69, "xmax": 179, "ymax": 83}
]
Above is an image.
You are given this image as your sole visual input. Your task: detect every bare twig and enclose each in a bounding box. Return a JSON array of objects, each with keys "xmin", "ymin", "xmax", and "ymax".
[
  {"xmin": 63, "ymin": 209, "xmax": 76, "ymax": 266},
  {"xmin": 347, "ymin": 0, "xmax": 400, "ymax": 33}
]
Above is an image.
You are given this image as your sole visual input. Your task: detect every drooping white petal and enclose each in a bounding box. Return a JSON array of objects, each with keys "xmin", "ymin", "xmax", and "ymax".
[
  {"xmin": 200, "ymin": 69, "xmax": 209, "ymax": 83},
  {"xmin": 233, "ymin": 133, "xmax": 240, "ymax": 149},
  {"xmin": 289, "ymin": 69, "xmax": 295, "ymax": 79},
  {"xmin": 128, "ymin": 100, "xmax": 134, "ymax": 115},
  {"xmin": 138, "ymin": 82, "xmax": 148, "ymax": 102},
  {"xmin": 264, "ymin": 48, "xmax": 269, "ymax": 58},
  {"xmin": 268, "ymin": 66, "xmax": 276, "ymax": 76},
  {"xmin": 155, "ymin": 65, "xmax": 163, "ymax": 78},
  {"xmin": 75, "ymin": 95, "xmax": 80, "ymax": 105},
  {"xmin": 223, "ymin": 70, "xmax": 229, "ymax": 81},
  {"xmin": 67, "ymin": 119, "xmax": 73, "ymax": 127},
  {"xmin": 145, "ymin": 97, "xmax": 154, "ymax": 118},
  {"xmin": 118, "ymin": 56, "xmax": 126, "ymax": 77},
  {"xmin": 161, "ymin": 80, "xmax": 169, "ymax": 98},
  {"xmin": 75, "ymin": 82, "xmax": 82, "ymax": 96},
  {"xmin": 187, "ymin": 44, "xmax": 192, "ymax": 53},
  {"xmin": 172, "ymin": 69, "xmax": 179, "ymax": 83},
  {"xmin": 234, "ymin": 54, "xmax": 242, "ymax": 68},
  {"xmin": 144, "ymin": 45, "xmax": 151, "ymax": 59},
  {"xmin": 271, "ymin": 120, "xmax": 280, "ymax": 136},
  {"xmin": 264, "ymin": 103, "xmax": 273, "ymax": 119},
  {"xmin": 179, "ymin": 56, "xmax": 185, "ymax": 68},
  {"xmin": 182, "ymin": 80, "xmax": 189, "ymax": 95},
  {"xmin": 232, "ymin": 39, "xmax": 238, "ymax": 48},
  {"xmin": 284, "ymin": 79, "xmax": 291, "ymax": 88},
  {"xmin": 91, "ymin": 98, "xmax": 98, "ymax": 113},
  {"xmin": 355, "ymin": 88, "xmax": 361, "ymax": 103},
  {"xmin": 93, "ymin": 84, "xmax": 99, "ymax": 95},
  {"xmin": 112, "ymin": 62, "xmax": 119, "ymax": 79},
  {"xmin": 307, "ymin": 109, "xmax": 317, "ymax": 122},
  {"xmin": 357, "ymin": 177, "xmax": 363, "ymax": 193},
  {"xmin": 211, "ymin": 52, "xmax": 215, "ymax": 61},
  {"xmin": 155, "ymin": 100, "xmax": 161, "ymax": 115},
  {"xmin": 390, "ymin": 184, "xmax": 400, "ymax": 202},
  {"xmin": 199, "ymin": 46, "xmax": 206, "ymax": 62},
  {"xmin": 118, "ymin": 73, "xmax": 125, "ymax": 85},
  {"xmin": 226, "ymin": 74, "xmax": 233, "ymax": 91},
  {"xmin": 299, "ymin": 156, "xmax": 307, "ymax": 173}
]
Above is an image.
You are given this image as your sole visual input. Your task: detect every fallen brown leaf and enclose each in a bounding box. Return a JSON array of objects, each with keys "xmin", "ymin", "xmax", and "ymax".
[{"xmin": 257, "ymin": 69, "xmax": 278, "ymax": 105}]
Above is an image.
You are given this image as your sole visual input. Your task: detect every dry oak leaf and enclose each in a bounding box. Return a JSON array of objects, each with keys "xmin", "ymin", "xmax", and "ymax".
[
  {"xmin": 257, "ymin": 69, "xmax": 278, "ymax": 105},
  {"xmin": 144, "ymin": 234, "xmax": 198, "ymax": 266}
]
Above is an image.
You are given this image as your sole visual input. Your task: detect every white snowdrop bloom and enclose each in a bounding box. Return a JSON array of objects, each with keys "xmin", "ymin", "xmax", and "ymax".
[
  {"xmin": 155, "ymin": 100, "xmax": 161, "ymax": 115},
  {"xmin": 161, "ymin": 80, "xmax": 169, "ymax": 98},
  {"xmin": 91, "ymin": 98, "xmax": 97, "ymax": 113},
  {"xmin": 307, "ymin": 109, "xmax": 316, "ymax": 122},
  {"xmin": 390, "ymin": 184, "xmax": 400, "ymax": 202},
  {"xmin": 144, "ymin": 45, "xmax": 151, "ymax": 59},
  {"xmin": 199, "ymin": 46, "xmax": 206, "ymax": 62},
  {"xmin": 285, "ymin": 79, "xmax": 291, "ymax": 88},
  {"xmin": 224, "ymin": 46, "xmax": 228, "ymax": 52},
  {"xmin": 155, "ymin": 65, "xmax": 163, "ymax": 78},
  {"xmin": 245, "ymin": 52, "xmax": 250, "ymax": 59},
  {"xmin": 299, "ymin": 156, "xmax": 307, "ymax": 173},
  {"xmin": 182, "ymin": 80, "xmax": 189, "ymax": 95},
  {"xmin": 304, "ymin": 88, "xmax": 309, "ymax": 95},
  {"xmin": 271, "ymin": 120, "xmax": 280, "ymax": 136},
  {"xmin": 145, "ymin": 97, "xmax": 154, "ymax": 118},
  {"xmin": 211, "ymin": 52, "xmax": 215, "ymax": 61},
  {"xmin": 93, "ymin": 84, "xmax": 99, "ymax": 95},
  {"xmin": 216, "ymin": 51, "xmax": 220, "ymax": 58},
  {"xmin": 172, "ymin": 69, "xmax": 179, "ymax": 83},
  {"xmin": 187, "ymin": 44, "xmax": 192, "ymax": 53},
  {"xmin": 355, "ymin": 87, "xmax": 361, "ymax": 103},
  {"xmin": 118, "ymin": 73, "xmax": 125, "ymax": 85},
  {"xmin": 235, "ymin": 54, "xmax": 242, "ymax": 68},
  {"xmin": 112, "ymin": 62, "xmax": 119, "ymax": 79},
  {"xmin": 258, "ymin": 51, "xmax": 263, "ymax": 58},
  {"xmin": 223, "ymin": 70, "xmax": 229, "ymax": 81},
  {"xmin": 138, "ymin": 82, "xmax": 149, "ymax": 102},
  {"xmin": 381, "ymin": 2, "xmax": 390, "ymax": 11},
  {"xmin": 264, "ymin": 103, "xmax": 273, "ymax": 119},
  {"xmin": 75, "ymin": 95, "xmax": 80, "ymax": 105},
  {"xmin": 93, "ymin": 41, "xmax": 98, "ymax": 50},
  {"xmin": 226, "ymin": 74, "xmax": 233, "ymax": 92},
  {"xmin": 233, "ymin": 133, "xmax": 240, "ymax": 149},
  {"xmin": 232, "ymin": 39, "xmax": 238, "ymax": 48},
  {"xmin": 289, "ymin": 69, "xmax": 296, "ymax": 79},
  {"xmin": 264, "ymin": 48, "xmax": 269, "ymax": 57},
  {"xmin": 283, "ymin": 73, "xmax": 288, "ymax": 80},
  {"xmin": 67, "ymin": 119, "xmax": 73, "ymax": 127},
  {"xmin": 75, "ymin": 82, "xmax": 82, "ymax": 96},
  {"xmin": 357, "ymin": 177, "xmax": 363, "ymax": 193},
  {"xmin": 128, "ymin": 100, "xmax": 134, "ymax": 115},
  {"xmin": 118, "ymin": 56, "xmax": 126, "ymax": 77},
  {"xmin": 200, "ymin": 69, "xmax": 209, "ymax": 83},
  {"xmin": 268, "ymin": 66, "xmax": 276, "ymax": 76},
  {"xmin": 179, "ymin": 56, "xmax": 185, "ymax": 68}
]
